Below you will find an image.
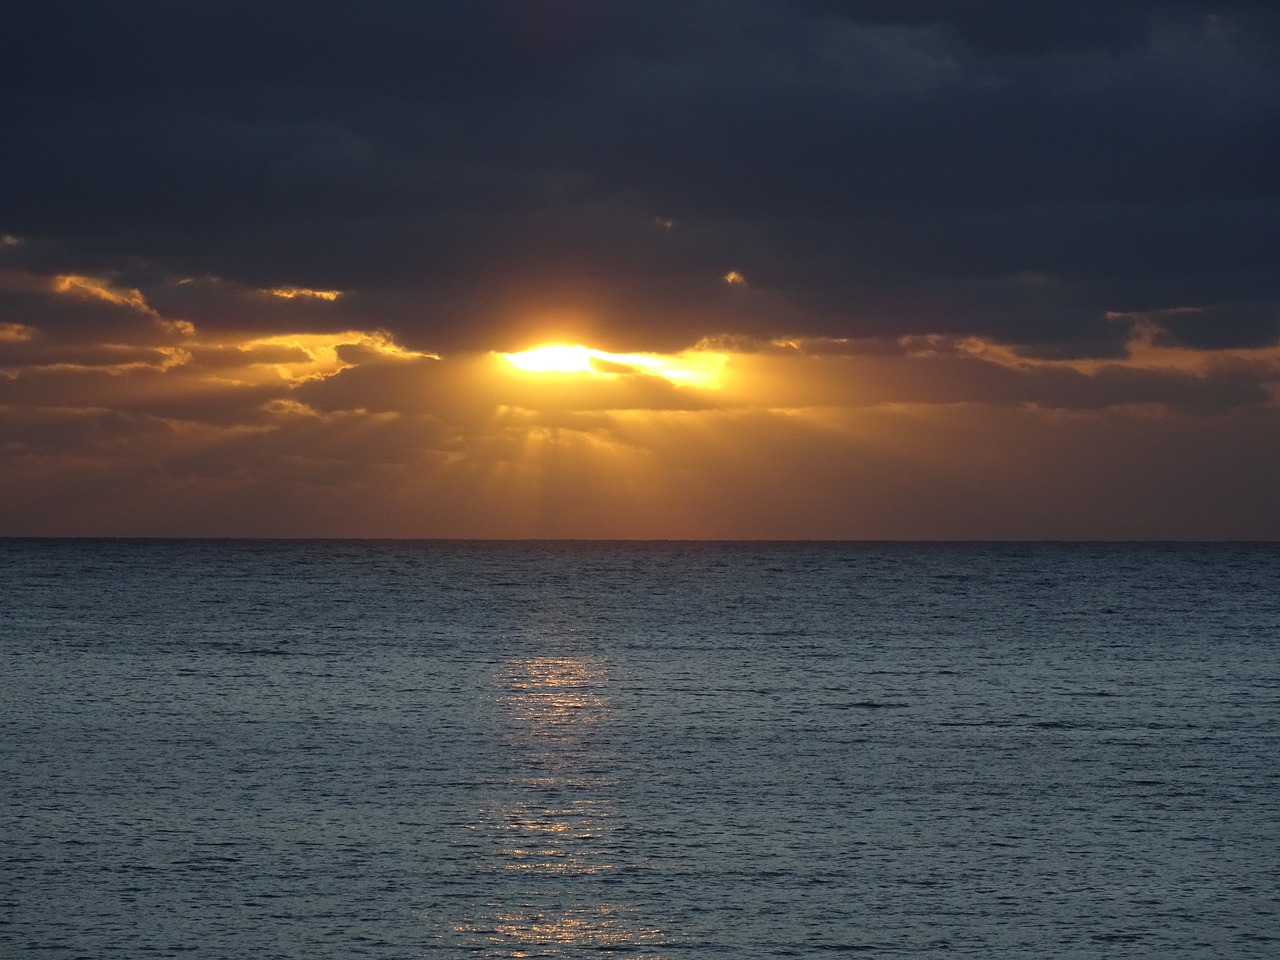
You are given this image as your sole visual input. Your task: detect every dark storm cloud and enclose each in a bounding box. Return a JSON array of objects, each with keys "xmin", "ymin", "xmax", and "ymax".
[
  {"xmin": 796, "ymin": 1, "xmax": 1280, "ymax": 57},
  {"xmin": 1146, "ymin": 300, "xmax": 1280, "ymax": 349},
  {"xmin": 3, "ymin": 1, "xmax": 1278, "ymax": 354}
]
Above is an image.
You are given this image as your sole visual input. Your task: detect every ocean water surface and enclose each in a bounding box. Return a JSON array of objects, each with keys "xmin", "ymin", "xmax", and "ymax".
[{"xmin": 2, "ymin": 540, "xmax": 1278, "ymax": 958}]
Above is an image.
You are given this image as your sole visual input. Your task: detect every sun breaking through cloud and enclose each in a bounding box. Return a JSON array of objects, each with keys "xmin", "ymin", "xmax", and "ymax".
[
  {"xmin": 3, "ymin": 1, "xmax": 1279, "ymax": 537},
  {"xmin": 501, "ymin": 344, "xmax": 726, "ymax": 389}
]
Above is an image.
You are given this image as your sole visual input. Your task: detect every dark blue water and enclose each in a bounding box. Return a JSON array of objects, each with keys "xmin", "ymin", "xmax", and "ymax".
[{"xmin": 3, "ymin": 540, "xmax": 1278, "ymax": 958}]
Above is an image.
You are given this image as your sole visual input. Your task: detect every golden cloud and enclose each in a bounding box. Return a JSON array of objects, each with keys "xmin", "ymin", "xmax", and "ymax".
[
  {"xmin": 4, "ymin": 300, "xmax": 1280, "ymax": 537},
  {"xmin": 265, "ymin": 285, "xmax": 344, "ymax": 301},
  {"xmin": 52, "ymin": 274, "xmax": 152, "ymax": 312},
  {"xmin": 0, "ymin": 322, "xmax": 36, "ymax": 343}
]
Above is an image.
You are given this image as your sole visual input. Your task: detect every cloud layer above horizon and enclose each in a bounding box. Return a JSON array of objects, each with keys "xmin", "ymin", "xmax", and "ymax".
[{"xmin": 3, "ymin": 1, "xmax": 1279, "ymax": 537}]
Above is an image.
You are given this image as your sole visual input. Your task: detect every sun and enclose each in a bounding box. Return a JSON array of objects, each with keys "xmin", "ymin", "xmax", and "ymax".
[
  {"xmin": 503, "ymin": 344, "xmax": 598, "ymax": 374},
  {"xmin": 500, "ymin": 343, "xmax": 726, "ymax": 389}
]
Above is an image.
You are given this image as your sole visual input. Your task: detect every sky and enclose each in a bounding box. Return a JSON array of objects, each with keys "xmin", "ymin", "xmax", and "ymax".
[{"xmin": 2, "ymin": 0, "xmax": 1279, "ymax": 539}]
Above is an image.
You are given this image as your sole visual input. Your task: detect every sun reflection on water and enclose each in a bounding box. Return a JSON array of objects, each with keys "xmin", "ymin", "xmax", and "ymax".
[
  {"xmin": 451, "ymin": 904, "xmax": 668, "ymax": 956},
  {"xmin": 501, "ymin": 655, "xmax": 608, "ymax": 728},
  {"xmin": 475, "ymin": 793, "xmax": 615, "ymax": 875},
  {"xmin": 432, "ymin": 652, "xmax": 673, "ymax": 957}
]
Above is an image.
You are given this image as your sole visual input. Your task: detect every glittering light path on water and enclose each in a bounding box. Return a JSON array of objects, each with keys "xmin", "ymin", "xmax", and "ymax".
[{"xmin": 440, "ymin": 654, "xmax": 671, "ymax": 957}]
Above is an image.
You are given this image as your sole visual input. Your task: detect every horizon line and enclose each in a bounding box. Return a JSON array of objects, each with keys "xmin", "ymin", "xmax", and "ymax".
[{"xmin": 2, "ymin": 536, "xmax": 1277, "ymax": 546}]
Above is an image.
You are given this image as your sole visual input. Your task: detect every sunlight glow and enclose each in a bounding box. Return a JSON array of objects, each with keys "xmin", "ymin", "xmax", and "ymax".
[
  {"xmin": 501, "ymin": 344, "xmax": 725, "ymax": 389},
  {"xmin": 504, "ymin": 344, "xmax": 597, "ymax": 374},
  {"xmin": 52, "ymin": 274, "xmax": 151, "ymax": 311},
  {"xmin": 0, "ymin": 322, "xmax": 35, "ymax": 343},
  {"xmin": 228, "ymin": 330, "xmax": 437, "ymax": 385},
  {"xmin": 266, "ymin": 285, "xmax": 343, "ymax": 301}
]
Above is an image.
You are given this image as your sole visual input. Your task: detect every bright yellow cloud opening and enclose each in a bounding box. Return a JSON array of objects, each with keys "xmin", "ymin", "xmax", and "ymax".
[
  {"xmin": 501, "ymin": 344, "xmax": 725, "ymax": 389},
  {"xmin": 504, "ymin": 344, "xmax": 597, "ymax": 374}
]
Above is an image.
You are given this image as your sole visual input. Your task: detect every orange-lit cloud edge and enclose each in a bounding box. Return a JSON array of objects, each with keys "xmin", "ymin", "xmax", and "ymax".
[{"xmin": 3, "ymin": 267, "xmax": 1280, "ymax": 539}]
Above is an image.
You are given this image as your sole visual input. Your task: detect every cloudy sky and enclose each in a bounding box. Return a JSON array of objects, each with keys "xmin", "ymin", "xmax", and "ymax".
[{"xmin": 3, "ymin": 0, "xmax": 1278, "ymax": 538}]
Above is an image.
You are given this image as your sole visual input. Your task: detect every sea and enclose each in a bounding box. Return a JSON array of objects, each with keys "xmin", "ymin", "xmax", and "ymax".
[{"xmin": 2, "ymin": 539, "xmax": 1278, "ymax": 958}]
